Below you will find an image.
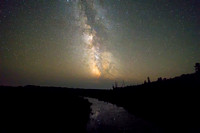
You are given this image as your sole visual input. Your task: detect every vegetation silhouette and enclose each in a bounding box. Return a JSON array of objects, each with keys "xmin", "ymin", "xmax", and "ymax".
[
  {"xmin": 73, "ymin": 63, "xmax": 200, "ymax": 133},
  {"xmin": 0, "ymin": 86, "xmax": 91, "ymax": 133},
  {"xmin": 1, "ymin": 63, "xmax": 200, "ymax": 133},
  {"xmin": 195, "ymin": 63, "xmax": 200, "ymax": 73}
]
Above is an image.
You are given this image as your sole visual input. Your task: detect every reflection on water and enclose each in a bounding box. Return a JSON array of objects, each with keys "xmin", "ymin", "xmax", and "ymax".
[{"xmin": 86, "ymin": 98, "xmax": 164, "ymax": 133}]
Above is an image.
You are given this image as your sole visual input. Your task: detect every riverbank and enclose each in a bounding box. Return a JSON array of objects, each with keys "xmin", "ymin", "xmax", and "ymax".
[
  {"xmin": 74, "ymin": 73, "xmax": 200, "ymax": 133},
  {"xmin": 0, "ymin": 86, "xmax": 91, "ymax": 133}
]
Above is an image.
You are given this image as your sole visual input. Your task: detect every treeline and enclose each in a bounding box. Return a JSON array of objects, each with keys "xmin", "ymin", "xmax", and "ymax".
[{"xmin": 75, "ymin": 72, "xmax": 200, "ymax": 133}]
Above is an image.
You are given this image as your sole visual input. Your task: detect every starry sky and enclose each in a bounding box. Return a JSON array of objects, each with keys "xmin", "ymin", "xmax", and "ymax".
[{"xmin": 0, "ymin": 0, "xmax": 200, "ymax": 89}]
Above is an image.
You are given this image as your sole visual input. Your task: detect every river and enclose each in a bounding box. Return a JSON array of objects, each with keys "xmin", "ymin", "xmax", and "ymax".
[{"xmin": 86, "ymin": 98, "xmax": 164, "ymax": 133}]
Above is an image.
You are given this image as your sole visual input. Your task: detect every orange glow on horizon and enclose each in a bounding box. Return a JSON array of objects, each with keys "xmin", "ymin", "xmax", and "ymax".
[{"xmin": 92, "ymin": 64, "xmax": 101, "ymax": 78}]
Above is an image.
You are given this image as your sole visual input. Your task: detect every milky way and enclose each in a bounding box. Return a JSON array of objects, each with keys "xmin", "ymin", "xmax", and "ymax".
[
  {"xmin": 73, "ymin": 0, "xmax": 117, "ymax": 79},
  {"xmin": 0, "ymin": 0, "xmax": 199, "ymax": 88}
]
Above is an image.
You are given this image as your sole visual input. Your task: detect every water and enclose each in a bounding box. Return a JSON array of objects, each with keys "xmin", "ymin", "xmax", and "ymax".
[{"xmin": 86, "ymin": 98, "xmax": 164, "ymax": 133}]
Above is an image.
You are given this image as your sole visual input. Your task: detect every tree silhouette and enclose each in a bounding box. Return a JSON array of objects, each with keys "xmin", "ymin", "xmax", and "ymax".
[
  {"xmin": 157, "ymin": 77, "xmax": 162, "ymax": 82},
  {"xmin": 194, "ymin": 63, "xmax": 200, "ymax": 73},
  {"xmin": 112, "ymin": 81, "xmax": 118, "ymax": 90},
  {"xmin": 147, "ymin": 77, "xmax": 151, "ymax": 83}
]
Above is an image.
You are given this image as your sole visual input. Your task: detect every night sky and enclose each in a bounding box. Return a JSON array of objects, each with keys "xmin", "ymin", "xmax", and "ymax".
[{"xmin": 0, "ymin": 0, "xmax": 200, "ymax": 88}]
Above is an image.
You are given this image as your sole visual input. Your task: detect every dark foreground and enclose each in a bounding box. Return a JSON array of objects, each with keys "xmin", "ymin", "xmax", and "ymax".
[
  {"xmin": 0, "ymin": 73, "xmax": 200, "ymax": 133},
  {"xmin": 75, "ymin": 73, "xmax": 200, "ymax": 133},
  {"xmin": 0, "ymin": 86, "xmax": 91, "ymax": 133}
]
